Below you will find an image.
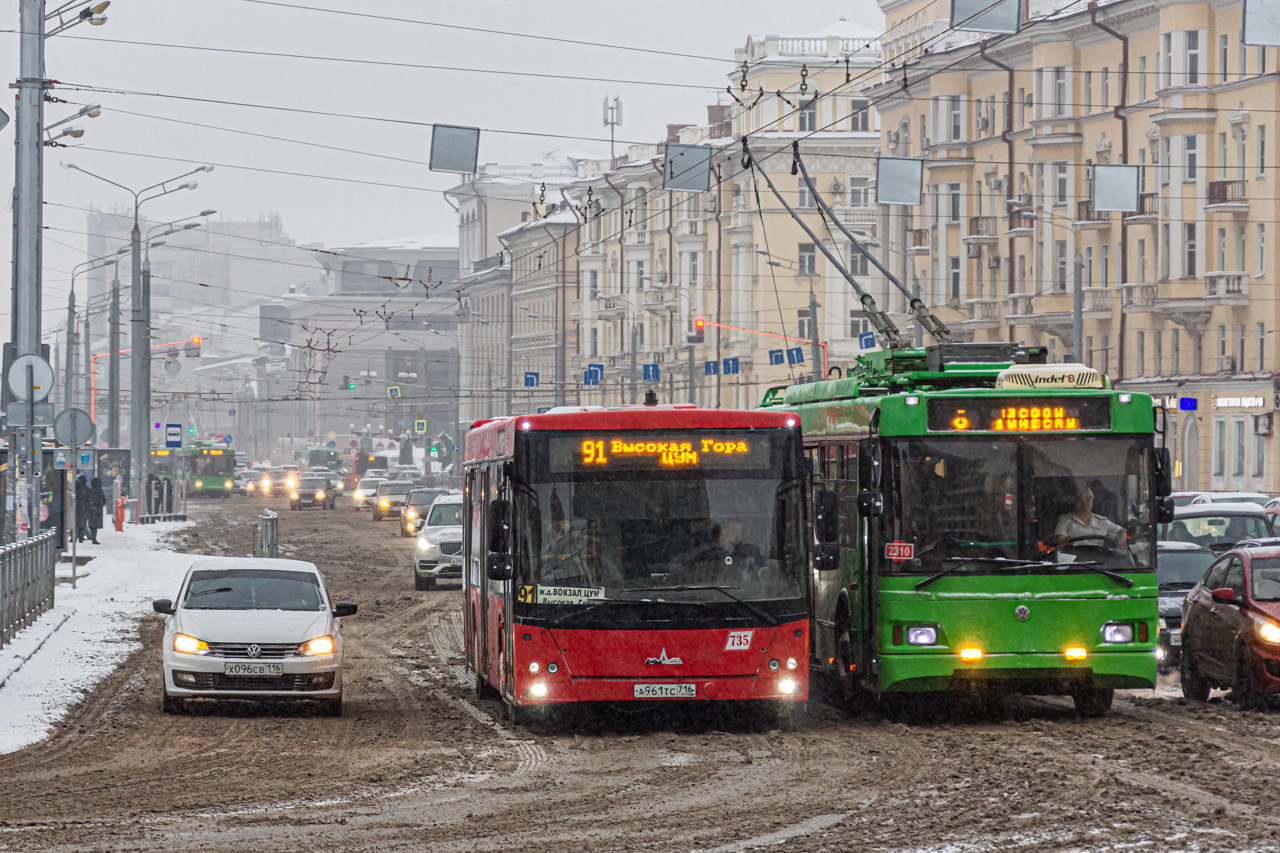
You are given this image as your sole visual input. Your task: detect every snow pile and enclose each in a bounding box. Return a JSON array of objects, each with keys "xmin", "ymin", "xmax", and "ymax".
[{"xmin": 0, "ymin": 520, "xmax": 195, "ymax": 754}]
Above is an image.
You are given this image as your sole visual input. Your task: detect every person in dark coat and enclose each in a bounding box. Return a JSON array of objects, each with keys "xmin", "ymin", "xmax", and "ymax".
[
  {"xmin": 74, "ymin": 475, "xmax": 90, "ymax": 543},
  {"xmin": 87, "ymin": 477, "xmax": 107, "ymax": 544}
]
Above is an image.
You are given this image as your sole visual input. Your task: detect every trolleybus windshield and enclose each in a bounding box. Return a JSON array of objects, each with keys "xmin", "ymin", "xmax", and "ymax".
[
  {"xmin": 880, "ymin": 436, "xmax": 1155, "ymax": 576},
  {"xmin": 191, "ymin": 451, "xmax": 234, "ymax": 477},
  {"xmin": 513, "ymin": 430, "xmax": 806, "ymax": 618}
]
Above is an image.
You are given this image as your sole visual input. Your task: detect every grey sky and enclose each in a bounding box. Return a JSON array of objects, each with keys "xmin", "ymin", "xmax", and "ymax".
[{"xmin": 3, "ymin": 0, "xmax": 884, "ymax": 330}]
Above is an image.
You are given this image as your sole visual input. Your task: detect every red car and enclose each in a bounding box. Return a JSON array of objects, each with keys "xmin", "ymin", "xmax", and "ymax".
[{"xmin": 1181, "ymin": 544, "xmax": 1280, "ymax": 709}]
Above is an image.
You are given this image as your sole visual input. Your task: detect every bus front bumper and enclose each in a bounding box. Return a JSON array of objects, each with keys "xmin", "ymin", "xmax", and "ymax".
[{"xmin": 878, "ymin": 650, "xmax": 1157, "ymax": 694}]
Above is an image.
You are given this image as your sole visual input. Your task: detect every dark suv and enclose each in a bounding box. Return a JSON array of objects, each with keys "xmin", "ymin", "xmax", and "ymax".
[
  {"xmin": 1155, "ymin": 541, "xmax": 1216, "ymax": 673},
  {"xmin": 1181, "ymin": 545, "xmax": 1280, "ymax": 709},
  {"xmin": 372, "ymin": 481, "xmax": 414, "ymax": 521}
]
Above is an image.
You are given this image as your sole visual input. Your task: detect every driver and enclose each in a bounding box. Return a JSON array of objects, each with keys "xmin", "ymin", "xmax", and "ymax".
[{"xmin": 1055, "ymin": 486, "xmax": 1128, "ymax": 550}]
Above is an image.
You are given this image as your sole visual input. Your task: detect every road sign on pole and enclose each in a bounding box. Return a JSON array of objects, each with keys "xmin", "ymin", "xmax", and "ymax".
[
  {"xmin": 7, "ymin": 354, "xmax": 53, "ymax": 401},
  {"xmin": 387, "ymin": 386, "xmax": 402, "ymax": 400},
  {"xmin": 165, "ymin": 423, "xmax": 182, "ymax": 448},
  {"xmin": 524, "ymin": 372, "xmax": 540, "ymax": 387},
  {"xmin": 414, "ymin": 419, "xmax": 427, "ymax": 433},
  {"xmin": 53, "ymin": 407, "xmax": 95, "ymax": 447}
]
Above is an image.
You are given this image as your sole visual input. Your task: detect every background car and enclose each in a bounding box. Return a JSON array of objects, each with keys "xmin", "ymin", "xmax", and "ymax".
[
  {"xmin": 1190, "ymin": 492, "xmax": 1271, "ymax": 507},
  {"xmin": 413, "ymin": 495, "xmax": 464, "ymax": 589},
  {"xmin": 1171, "ymin": 491, "xmax": 1208, "ymax": 508},
  {"xmin": 1160, "ymin": 503, "xmax": 1275, "ymax": 552},
  {"xmin": 352, "ymin": 477, "xmax": 386, "ymax": 511},
  {"xmin": 1155, "ymin": 540, "xmax": 1217, "ymax": 673},
  {"xmin": 290, "ymin": 476, "xmax": 335, "ymax": 510},
  {"xmin": 1181, "ymin": 544, "xmax": 1280, "ymax": 709},
  {"xmin": 372, "ymin": 481, "xmax": 414, "ymax": 521},
  {"xmin": 401, "ymin": 487, "xmax": 449, "ymax": 537},
  {"xmin": 152, "ymin": 557, "xmax": 357, "ymax": 715}
]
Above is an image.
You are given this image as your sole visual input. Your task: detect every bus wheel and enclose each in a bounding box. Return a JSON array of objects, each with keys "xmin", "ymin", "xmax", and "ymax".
[{"xmin": 1073, "ymin": 687, "xmax": 1114, "ymax": 717}]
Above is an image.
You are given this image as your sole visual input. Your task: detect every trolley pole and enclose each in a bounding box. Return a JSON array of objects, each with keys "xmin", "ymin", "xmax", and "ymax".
[{"xmin": 809, "ymin": 288, "xmax": 821, "ymax": 381}]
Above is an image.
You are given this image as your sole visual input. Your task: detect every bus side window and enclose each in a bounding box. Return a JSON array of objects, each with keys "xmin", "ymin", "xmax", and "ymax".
[{"xmin": 838, "ymin": 444, "xmax": 860, "ymax": 548}]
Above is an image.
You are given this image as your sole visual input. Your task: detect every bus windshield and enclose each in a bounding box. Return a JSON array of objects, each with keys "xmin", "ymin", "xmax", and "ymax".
[
  {"xmin": 881, "ymin": 436, "xmax": 1155, "ymax": 576},
  {"xmin": 192, "ymin": 452, "xmax": 234, "ymax": 476},
  {"xmin": 515, "ymin": 430, "xmax": 806, "ymax": 609}
]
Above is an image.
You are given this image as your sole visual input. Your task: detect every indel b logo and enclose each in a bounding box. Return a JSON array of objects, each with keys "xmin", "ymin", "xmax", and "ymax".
[{"xmin": 516, "ymin": 585, "xmax": 537, "ymax": 604}]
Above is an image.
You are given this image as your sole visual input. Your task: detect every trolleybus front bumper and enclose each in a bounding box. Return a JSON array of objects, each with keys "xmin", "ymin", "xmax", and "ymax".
[{"xmin": 876, "ymin": 650, "xmax": 1157, "ymax": 693}]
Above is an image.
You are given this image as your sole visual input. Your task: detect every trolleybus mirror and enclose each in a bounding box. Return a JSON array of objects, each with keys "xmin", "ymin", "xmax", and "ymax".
[
  {"xmin": 488, "ymin": 498, "xmax": 511, "ymax": 553},
  {"xmin": 151, "ymin": 598, "xmax": 174, "ymax": 615},
  {"xmin": 487, "ymin": 553, "xmax": 513, "ymax": 581},
  {"xmin": 858, "ymin": 441, "xmax": 882, "ymax": 489},
  {"xmin": 814, "ymin": 542, "xmax": 840, "ymax": 571},
  {"xmin": 857, "ymin": 490, "xmax": 883, "ymax": 518},
  {"xmin": 1155, "ymin": 496, "xmax": 1175, "ymax": 524},
  {"xmin": 1153, "ymin": 447, "xmax": 1173, "ymax": 497},
  {"xmin": 815, "ymin": 490, "xmax": 839, "ymax": 543}
]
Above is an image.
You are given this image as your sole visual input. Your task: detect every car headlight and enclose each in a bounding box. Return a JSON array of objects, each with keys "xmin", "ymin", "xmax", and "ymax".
[
  {"xmin": 406, "ymin": 510, "xmax": 418, "ymax": 520},
  {"xmin": 354, "ymin": 490, "xmax": 364, "ymax": 499},
  {"xmin": 297, "ymin": 635, "xmax": 335, "ymax": 656},
  {"xmin": 290, "ymin": 492, "xmax": 299, "ymax": 500},
  {"xmin": 379, "ymin": 499, "xmax": 390, "ymax": 508},
  {"xmin": 337, "ymin": 483, "xmax": 344, "ymax": 490},
  {"xmin": 224, "ymin": 480, "xmax": 233, "ymax": 489},
  {"xmin": 1102, "ymin": 622, "xmax": 1135, "ymax": 643},
  {"xmin": 173, "ymin": 633, "xmax": 209, "ymax": 655},
  {"xmin": 316, "ymin": 490, "xmax": 325, "ymax": 499},
  {"xmin": 246, "ymin": 482, "xmax": 255, "ymax": 491},
  {"xmin": 287, "ymin": 478, "xmax": 297, "ymax": 488},
  {"xmin": 906, "ymin": 626, "xmax": 938, "ymax": 645},
  {"xmin": 421, "ymin": 538, "xmax": 436, "ymax": 550},
  {"xmin": 194, "ymin": 480, "xmax": 203, "ymax": 489},
  {"xmin": 1258, "ymin": 621, "xmax": 1280, "ymax": 645}
]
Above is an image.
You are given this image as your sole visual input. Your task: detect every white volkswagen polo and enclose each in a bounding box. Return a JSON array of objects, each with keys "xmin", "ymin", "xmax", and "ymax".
[{"xmin": 153, "ymin": 558, "xmax": 357, "ymax": 715}]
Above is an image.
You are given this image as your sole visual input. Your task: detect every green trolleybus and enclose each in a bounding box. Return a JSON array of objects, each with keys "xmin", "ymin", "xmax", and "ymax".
[
  {"xmin": 769, "ymin": 342, "xmax": 1173, "ymax": 716},
  {"xmin": 151, "ymin": 442, "xmax": 237, "ymax": 497}
]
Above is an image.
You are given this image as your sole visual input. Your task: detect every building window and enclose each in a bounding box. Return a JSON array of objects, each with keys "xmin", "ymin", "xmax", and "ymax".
[
  {"xmin": 1255, "ymin": 431, "xmax": 1267, "ymax": 479},
  {"xmin": 1172, "ymin": 328, "xmax": 1181, "ymax": 373},
  {"xmin": 1139, "ymin": 148, "xmax": 1147, "ymax": 192},
  {"xmin": 588, "ymin": 269, "xmax": 599, "ymax": 299},
  {"xmin": 589, "ymin": 326, "xmax": 598, "ymax": 357},
  {"xmin": 1259, "ymin": 224, "xmax": 1266, "ymax": 275},
  {"xmin": 949, "ymin": 95, "xmax": 962, "ymax": 141},
  {"xmin": 1259, "ymin": 322, "xmax": 1267, "ymax": 372},
  {"xmin": 1017, "ymin": 254, "xmax": 1026, "ymax": 294},
  {"xmin": 1101, "ymin": 244, "xmax": 1110, "ymax": 287},
  {"xmin": 797, "ymin": 181, "xmax": 814, "ymax": 209},
  {"xmin": 1017, "ymin": 88, "xmax": 1026, "ymax": 127},
  {"xmin": 1101, "ymin": 67, "xmax": 1110, "ymax": 106},
  {"xmin": 1239, "ymin": 323, "xmax": 1246, "ymax": 369},
  {"xmin": 1084, "ymin": 71, "xmax": 1093, "ymax": 111},
  {"xmin": 850, "ymin": 312, "xmax": 869, "ymax": 338},
  {"xmin": 1154, "ymin": 330, "xmax": 1162, "ymax": 375},
  {"xmin": 1259, "ymin": 125, "xmax": 1267, "ymax": 175},
  {"xmin": 1234, "ymin": 419, "xmax": 1246, "ymax": 477},
  {"xmin": 949, "ymin": 183, "xmax": 961, "ymax": 222},
  {"xmin": 848, "ymin": 249, "xmax": 868, "ymax": 276},
  {"xmin": 1055, "ymin": 163, "xmax": 1068, "ymax": 204},
  {"xmin": 1222, "ymin": 35, "xmax": 1229, "ymax": 83},
  {"xmin": 1162, "ymin": 137, "xmax": 1171, "ymax": 185},
  {"xmin": 1185, "ymin": 135, "xmax": 1197, "ymax": 180},
  {"xmin": 1085, "ymin": 246, "xmax": 1094, "ymax": 287},
  {"xmin": 1055, "ymin": 241, "xmax": 1068, "ymax": 291},
  {"xmin": 1184, "ymin": 223, "xmax": 1197, "ymax": 277},
  {"xmin": 799, "ymin": 99, "xmax": 817, "ymax": 132},
  {"xmin": 1139, "ymin": 56, "xmax": 1148, "ymax": 100},
  {"xmin": 1161, "ymin": 34, "xmax": 1171, "ymax": 86},
  {"xmin": 1136, "ymin": 331, "xmax": 1145, "ymax": 376},
  {"xmin": 1213, "ymin": 419, "xmax": 1226, "ymax": 476},
  {"xmin": 798, "ymin": 243, "xmax": 817, "ymax": 276},
  {"xmin": 848, "ymin": 178, "xmax": 870, "ymax": 207},
  {"xmin": 849, "ymin": 99, "xmax": 870, "ymax": 132},
  {"xmin": 1054, "ymin": 67, "xmax": 1067, "ymax": 116},
  {"xmin": 1102, "ymin": 335, "xmax": 1110, "ymax": 374},
  {"xmin": 797, "ymin": 308, "xmax": 812, "ymax": 341},
  {"xmin": 1187, "ymin": 31, "xmax": 1200, "ymax": 84},
  {"xmin": 1161, "ymin": 223, "xmax": 1171, "ymax": 279},
  {"xmin": 1194, "ymin": 331, "xmax": 1203, "ymax": 374},
  {"xmin": 1001, "ymin": 91, "xmax": 1009, "ymax": 132},
  {"xmin": 1241, "ymin": 29, "xmax": 1249, "ymax": 78},
  {"xmin": 949, "ymin": 256, "xmax": 961, "ymax": 300},
  {"xmin": 1238, "ymin": 225, "xmax": 1247, "ymax": 269},
  {"xmin": 1086, "ymin": 335, "xmax": 1094, "ymax": 368},
  {"xmin": 1218, "ymin": 228, "xmax": 1228, "ymax": 271}
]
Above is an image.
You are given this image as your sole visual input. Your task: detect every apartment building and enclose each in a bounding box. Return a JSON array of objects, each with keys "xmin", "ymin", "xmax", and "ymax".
[{"xmin": 869, "ymin": 0, "xmax": 1280, "ymax": 491}]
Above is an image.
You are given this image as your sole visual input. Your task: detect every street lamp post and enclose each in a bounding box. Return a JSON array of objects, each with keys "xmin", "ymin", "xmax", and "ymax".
[
  {"xmin": 1007, "ymin": 200, "xmax": 1084, "ymax": 363},
  {"xmin": 61, "ymin": 162, "xmax": 211, "ymax": 499},
  {"xmin": 65, "ymin": 248, "xmax": 126, "ymax": 410}
]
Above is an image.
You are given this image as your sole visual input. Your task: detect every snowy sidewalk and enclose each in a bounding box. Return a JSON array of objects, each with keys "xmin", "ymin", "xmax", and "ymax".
[{"xmin": 0, "ymin": 520, "xmax": 195, "ymax": 754}]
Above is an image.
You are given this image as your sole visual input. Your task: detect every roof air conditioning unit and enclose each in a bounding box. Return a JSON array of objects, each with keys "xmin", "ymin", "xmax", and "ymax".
[
  {"xmin": 966, "ymin": 244, "xmax": 983, "ymax": 259},
  {"xmin": 831, "ymin": 179, "xmax": 844, "ymax": 194},
  {"xmin": 1255, "ymin": 413, "xmax": 1273, "ymax": 436},
  {"xmin": 988, "ymin": 255, "xmax": 1001, "ymax": 270},
  {"xmin": 887, "ymin": 130, "xmax": 899, "ymax": 145},
  {"xmin": 1219, "ymin": 355, "xmax": 1236, "ymax": 373},
  {"xmin": 976, "ymin": 116, "xmax": 989, "ymax": 131}
]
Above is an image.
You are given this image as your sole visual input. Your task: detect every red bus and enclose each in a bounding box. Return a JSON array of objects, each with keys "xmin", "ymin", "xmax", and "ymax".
[{"xmin": 462, "ymin": 406, "xmax": 810, "ymax": 724}]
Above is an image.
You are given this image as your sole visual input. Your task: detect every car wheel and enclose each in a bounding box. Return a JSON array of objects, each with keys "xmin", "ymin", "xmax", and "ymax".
[
  {"xmin": 1073, "ymin": 687, "xmax": 1114, "ymax": 718},
  {"xmin": 320, "ymin": 696, "xmax": 343, "ymax": 717},
  {"xmin": 162, "ymin": 689, "xmax": 184, "ymax": 715},
  {"xmin": 415, "ymin": 575, "xmax": 431, "ymax": 590},
  {"xmin": 1234, "ymin": 645, "xmax": 1269, "ymax": 712},
  {"xmin": 1180, "ymin": 637, "xmax": 1211, "ymax": 701}
]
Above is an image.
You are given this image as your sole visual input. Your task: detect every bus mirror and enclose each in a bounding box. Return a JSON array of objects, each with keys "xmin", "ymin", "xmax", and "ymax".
[
  {"xmin": 486, "ymin": 553, "xmax": 512, "ymax": 581},
  {"xmin": 1155, "ymin": 496, "xmax": 1175, "ymax": 524},
  {"xmin": 858, "ymin": 441, "xmax": 882, "ymax": 489},
  {"xmin": 857, "ymin": 490, "xmax": 883, "ymax": 518},
  {"xmin": 815, "ymin": 490, "xmax": 839, "ymax": 543},
  {"xmin": 814, "ymin": 542, "xmax": 840, "ymax": 571},
  {"xmin": 1153, "ymin": 447, "xmax": 1173, "ymax": 498},
  {"xmin": 488, "ymin": 499, "xmax": 511, "ymax": 553}
]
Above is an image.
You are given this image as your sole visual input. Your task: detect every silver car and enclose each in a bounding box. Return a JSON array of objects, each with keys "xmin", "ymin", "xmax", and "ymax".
[{"xmin": 413, "ymin": 495, "xmax": 464, "ymax": 589}]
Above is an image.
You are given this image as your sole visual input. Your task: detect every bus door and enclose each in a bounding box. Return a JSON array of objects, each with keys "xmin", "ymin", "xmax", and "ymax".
[
  {"xmin": 477, "ymin": 466, "xmax": 493, "ymax": 689},
  {"xmin": 856, "ymin": 437, "xmax": 882, "ymax": 678},
  {"xmin": 464, "ymin": 466, "xmax": 480, "ymax": 680},
  {"xmin": 810, "ymin": 443, "xmax": 841, "ymax": 667}
]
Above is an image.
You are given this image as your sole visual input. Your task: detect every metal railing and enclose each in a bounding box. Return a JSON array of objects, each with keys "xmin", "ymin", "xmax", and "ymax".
[
  {"xmin": 0, "ymin": 529, "xmax": 59, "ymax": 650},
  {"xmin": 1207, "ymin": 180, "xmax": 1247, "ymax": 206},
  {"xmin": 255, "ymin": 509, "xmax": 278, "ymax": 558}
]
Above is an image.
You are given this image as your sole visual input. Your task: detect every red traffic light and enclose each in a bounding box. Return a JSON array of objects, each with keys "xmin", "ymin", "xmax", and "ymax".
[
  {"xmin": 694, "ymin": 317, "xmax": 705, "ymax": 330},
  {"xmin": 191, "ymin": 335, "xmax": 201, "ymax": 344}
]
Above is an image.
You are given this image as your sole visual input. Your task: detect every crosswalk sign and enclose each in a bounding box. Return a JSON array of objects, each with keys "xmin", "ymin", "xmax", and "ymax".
[
  {"xmin": 387, "ymin": 385, "xmax": 402, "ymax": 399},
  {"xmin": 414, "ymin": 419, "xmax": 427, "ymax": 433}
]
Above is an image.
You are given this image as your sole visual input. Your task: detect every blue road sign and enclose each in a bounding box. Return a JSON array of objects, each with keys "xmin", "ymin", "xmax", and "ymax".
[
  {"xmin": 524, "ymin": 371, "xmax": 540, "ymax": 387},
  {"xmin": 642, "ymin": 363, "xmax": 660, "ymax": 382},
  {"xmin": 858, "ymin": 331, "xmax": 877, "ymax": 350},
  {"xmin": 583, "ymin": 367, "xmax": 601, "ymax": 386},
  {"xmin": 723, "ymin": 357, "xmax": 740, "ymax": 375},
  {"xmin": 165, "ymin": 423, "xmax": 182, "ymax": 448},
  {"xmin": 228, "ymin": 408, "xmax": 236, "ymax": 417},
  {"xmin": 769, "ymin": 349, "xmax": 784, "ymax": 365},
  {"xmin": 224, "ymin": 434, "xmax": 233, "ymax": 444},
  {"xmin": 786, "ymin": 347, "xmax": 805, "ymax": 365},
  {"xmin": 328, "ymin": 440, "xmax": 336, "ymax": 448},
  {"xmin": 589, "ymin": 363, "xmax": 605, "ymax": 376},
  {"xmin": 704, "ymin": 360, "xmax": 719, "ymax": 376},
  {"xmin": 387, "ymin": 385, "xmax": 402, "ymax": 399}
]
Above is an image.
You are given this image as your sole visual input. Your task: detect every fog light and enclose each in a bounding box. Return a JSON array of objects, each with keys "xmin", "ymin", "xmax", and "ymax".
[
  {"xmin": 547, "ymin": 662, "xmax": 559, "ymax": 674},
  {"xmin": 1155, "ymin": 647, "xmax": 1167, "ymax": 661},
  {"xmin": 786, "ymin": 657, "xmax": 798, "ymax": 670},
  {"xmin": 907, "ymin": 626, "xmax": 938, "ymax": 645},
  {"xmin": 1065, "ymin": 647, "xmax": 1088, "ymax": 661},
  {"xmin": 768, "ymin": 658, "xmax": 780, "ymax": 671},
  {"xmin": 1102, "ymin": 622, "xmax": 1135, "ymax": 643},
  {"xmin": 530, "ymin": 682, "xmax": 547, "ymax": 697},
  {"xmin": 173, "ymin": 671, "xmax": 196, "ymax": 685},
  {"xmin": 959, "ymin": 647, "xmax": 983, "ymax": 662},
  {"xmin": 778, "ymin": 678, "xmax": 797, "ymax": 694},
  {"xmin": 528, "ymin": 661, "xmax": 540, "ymax": 673}
]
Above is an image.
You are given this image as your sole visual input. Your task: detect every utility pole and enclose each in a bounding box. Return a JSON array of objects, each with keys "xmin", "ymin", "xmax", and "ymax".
[
  {"xmin": 15, "ymin": 0, "xmax": 47, "ymax": 538},
  {"xmin": 629, "ymin": 319, "xmax": 638, "ymax": 405},
  {"xmin": 108, "ymin": 272, "xmax": 120, "ymax": 447},
  {"xmin": 687, "ymin": 345, "xmax": 696, "ymax": 405},
  {"xmin": 1073, "ymin": 253, "xmax": 1084, "ymax": 363},
  {"xmin": 64, "ymin": 291, "xmax": 76, "ymax": 409},
  {"xmin": 82, "ymin": 314, "xmax": 90, "ymax": 417},
  {"xmin": 141, "ymin": 257, "xmax": 153, "ymax": 480},
  {"xmin": 130, "ymin": 218, "xmax": 144, "ymax": 502},
  {"xmin": 808, "ymin": 288, "xmax": 821, "ymax": 381}
]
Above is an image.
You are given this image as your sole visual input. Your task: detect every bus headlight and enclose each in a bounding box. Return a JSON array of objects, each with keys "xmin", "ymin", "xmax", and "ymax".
[
  {"xmin": 906, "ymin": 626, "xmax": 938, "ymax": 646},
  {"xmin": 1102, "ymin": 622, "xmax": 1135, "ymax": 644},
  {"xmin": 530, "ymin": 682, "xmax": 548, "ymax": 698},
  {"xmin": 778, "ymin": 678, "xmax": 797, "ymax": 694},
  {"xmin": 224, "ymin": 480, "xmax": 233, "ymax": 489},
  {"xmin": 194, "ymin": 480, "xmax": 203, "ymax": 489}
]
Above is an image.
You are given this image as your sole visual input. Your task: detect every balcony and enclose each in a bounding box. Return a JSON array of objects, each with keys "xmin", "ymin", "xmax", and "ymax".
[
  {"xmin": 1005, "ymin": 293, "xmax": 1036, "ymax": 316},
  {"xmin": 570, "ymin": 299, "xmax": 582, "ymax": 321},
  {"xmin": 640, "ymin": 288, "xmax": 677, "ymax": 313},
  {"xmin": 1007, "ymin": 209, "xmax": 1035, "ymax": 234},
  {"xmin": 1205, "ymin": 271, "xmax": 1248, "ymax": 304},
  {"xmin": 836, "ymin": 205, "xmax": 878, "ymax": 229},
  {"xmin": 1124, "ymin": 192, "xmax": 1159, "ymax": 223},
  {"xmin": 908, "ymin": 228, "xmax": 930, "ymax": 255},
  {"xmin": 963, "ymin": 216, "xmax": 998, "ymax": 245},
  {"xmin": 1119, "ymin": 282, "xmax": 1158, "ymax": 310},
  {"xmin": 595, "ymin": 297, "xmax": 628, "ymax": 320},
  {"xmin": 1073, "ymin": 200, "xmax": 1110, "ymax": 230},
  {"xmin": 1206, "ymin": 180, "xmax": 1248, "ymax": 212},
  {"xmin": 1081, "ymin": 286, "xmax": 1113, "ymax": 318},
  {"xmin": 959, "ymin": 297, "xmax": 1000, "ymax": 330}
]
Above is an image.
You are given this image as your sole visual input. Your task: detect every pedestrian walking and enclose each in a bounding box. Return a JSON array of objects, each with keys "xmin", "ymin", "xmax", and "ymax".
[
  {"xmin": 87, "ymin": 477, "xmax": 107, "ymax": 545},
  {"xmin": 74, "ymin": 474, "xmax": 90, "ymax": 543}
]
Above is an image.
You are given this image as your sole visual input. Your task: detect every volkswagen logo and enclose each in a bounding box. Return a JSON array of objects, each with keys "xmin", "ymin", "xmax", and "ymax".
[
  {"xmin": 247, "ymin": 644, "xmax": 262, "ymax": 658},
  {"xmin": 1014, "ymin": 605, "xmax": 1031, "ymax": 622}
]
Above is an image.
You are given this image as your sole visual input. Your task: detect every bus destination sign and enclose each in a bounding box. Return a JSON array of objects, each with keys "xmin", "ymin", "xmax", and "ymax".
[
  {"xmin": 548, "ymin": 433, "xmax": 769, "ymax": 472},
  {"xmin": 926, "ymin": 397, "xmax": 1112, "ymax": 433}
]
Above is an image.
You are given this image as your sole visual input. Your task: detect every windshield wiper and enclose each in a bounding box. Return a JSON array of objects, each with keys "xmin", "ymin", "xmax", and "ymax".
[
  {"xmin": 189, "ymin": 587, "xmax": 234, "ymax": 597},
  {"xmin": 1159, "ymin": 581, "xmax": 1198, "ymax": 589},
  {"xmin": 915, "ymin": 557, "xmax": 1132, "ymax": 589},
  {"xmin": 548, "ymin": 600, "xmax": 615, "ymax": 628},
  {"xmin": 632, "ymin": 585, "xmax": 778, "ymax": 626}
]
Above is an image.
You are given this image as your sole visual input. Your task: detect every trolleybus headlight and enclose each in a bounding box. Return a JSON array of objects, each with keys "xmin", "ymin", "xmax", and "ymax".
[
  {"xmin": 530, "ymin": 682, "xmax": 548, "ymax": 697},
  {"xmin": 194, "ymin": 480, "xmax": 203, "ymax": 489},
  {"xmin": 173, "ymin": 633, "xmax": 209, "ymax": 655},
  {"xmin": 547, "ymin": 662, "xmax": 558, "ymax": 674},
  {"xmin": 786, "ymin": 657, "xmax": 798, "ymax": 670},
  {"xmin": 1118, "ymin": 393, "xmax": 1133, "ymax": 404},
  {"xmin": 1155, "ymin": 647, "xmax": 1167, "ymax": 661},
  {"xmin": 959, "ymin": 647, "xmax": 983, "ymax": 662},
  {"xmin": 1102, "ymin": 622, "xmax": 1135, "ymax": 643},
  {"xmin": 778, "ymin": 678, "xmax": 797, "ymax": 694},
  {"xmin": 906, "ymin": 626, "xmax": 938, "ymax": 646},
  {"xmin": 223, "ymin": 479, "xmax": 233, "ymax": 489},
  {"xmin": 1257, "ymin": 620, "xmax": 1280, "ymax": 645},
  {"xmin": 768, "ymin": 658, "xmax": 780, "ymax": 671},
  {"xmin": 1064, "ymin": 647, "xmax": 1088, "ymax": 661},
  {"xmin": 528, "ymin": 662, "xmax": 540, "ymax": 673}
]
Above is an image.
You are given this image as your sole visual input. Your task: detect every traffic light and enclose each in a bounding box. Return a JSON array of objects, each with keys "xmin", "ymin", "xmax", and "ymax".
[
  {"xmin": 188, "ymin": 427, "xmax": 196, "ymax": 434},
  {"xmin": 687, "ymin": 316, "xmax": 705, "ymax": 344},
  {"xmin": 342, "ymin": 374, "xmax": 355, "ymax": 390},
  {"xmin": 184, "ymin": 336, "xmax": 201, "ymax": 357},
  {"xmin": 429, "ymin": 442, "xmax": 439, "ymax": 454}
]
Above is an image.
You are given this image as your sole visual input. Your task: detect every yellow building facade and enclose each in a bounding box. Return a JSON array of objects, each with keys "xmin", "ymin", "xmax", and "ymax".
[{"xmin": 870, "ymin": 0, "xmax": 1280, "ymax": 492}]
